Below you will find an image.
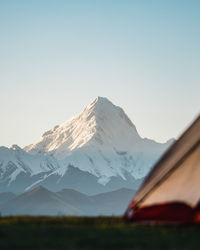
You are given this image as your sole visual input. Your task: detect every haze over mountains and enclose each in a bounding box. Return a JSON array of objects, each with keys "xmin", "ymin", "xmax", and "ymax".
[
  {"xmin": 0, "ymin": 186, "xmax": 136, "ymax": 216},
  {"xmin": 0, "ymin": 97, "xmax": 173, "ymax": 195}
]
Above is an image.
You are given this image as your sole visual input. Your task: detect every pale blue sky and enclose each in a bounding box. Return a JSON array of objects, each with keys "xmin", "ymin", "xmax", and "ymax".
[{"xmin": 0, "ymin": 0, "xmax": 199, "ymax": 147}]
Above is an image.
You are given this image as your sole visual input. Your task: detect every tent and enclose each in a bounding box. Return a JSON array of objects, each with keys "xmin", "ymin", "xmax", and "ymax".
[{"xmin": 124, "ymin": 115, "xmax": 200, "ymax": 223}]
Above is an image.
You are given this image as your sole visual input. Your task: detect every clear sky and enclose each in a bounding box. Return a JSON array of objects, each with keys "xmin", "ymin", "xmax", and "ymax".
[{"xmin": 0, "ymin": 0, "xmax": 199, "ymax": 147}]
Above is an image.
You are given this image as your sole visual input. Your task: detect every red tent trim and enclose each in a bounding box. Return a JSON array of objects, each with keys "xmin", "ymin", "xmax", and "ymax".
[{"xmin": 124, "ymin": 201, "xmax": 200, "ymax": 223}]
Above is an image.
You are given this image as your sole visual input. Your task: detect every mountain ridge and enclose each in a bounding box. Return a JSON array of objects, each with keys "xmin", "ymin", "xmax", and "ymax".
[{"xmin": 0, "ymin": 185, "xmax": 136, "ymax": 216}]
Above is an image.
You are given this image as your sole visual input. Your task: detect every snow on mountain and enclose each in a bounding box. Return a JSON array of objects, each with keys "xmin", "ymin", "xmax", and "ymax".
[
  {"xmin": 0, "ymin": 145, "xmax": 60, "ymax": 192},
  {"xmin": 0, "ymin": 97, "xmax": 173, "ymax": 194},
  {"xmin": 25, "ymin": 97, "xmax": 140, "ymax": 156},
  {"xmin": 24, "ymin": 97, "xmax": 172, "ymax": 189}
]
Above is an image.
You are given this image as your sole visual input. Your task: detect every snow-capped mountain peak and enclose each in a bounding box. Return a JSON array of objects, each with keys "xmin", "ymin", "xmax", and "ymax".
[
  {"xmin": 23, "ymin": 97, "xmax": 171, "ymax": 182},
  {"xmin": 25, "ymin": 97, "xmax": 141, "ymax": 157},
  {"xmin": 0, "ymin": 97, "xmax": 172, "ymax": 194}
]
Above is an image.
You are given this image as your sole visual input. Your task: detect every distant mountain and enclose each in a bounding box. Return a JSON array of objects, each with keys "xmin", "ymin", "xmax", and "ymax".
[
  {"xmin": 0, "ymin": 186, "xmax": 80, "ymax": 216},
  {"xmin": 0, "ymin": 186, "xmax": 135, "ymax": 216},
  {"xmin": 0, "ymin": 97, "xmax": 173, "ymax": 194},
  {"xmin": 0, "ymin": 192, "xmax": 16, "ymax": 205},
  {"xmin": 56, "ymin": 188, "xmax": 95, "ymax": 215},
  {"xmin": 24, "ymin": 97, "xmax": 172, "ymax": 192},
  {"xmin": 91, "ymin": 188, "xmax": 135, "ymax": 215}
]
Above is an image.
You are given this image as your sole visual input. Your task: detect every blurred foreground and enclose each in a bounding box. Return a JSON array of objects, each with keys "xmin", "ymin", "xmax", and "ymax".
[{"xmin": 0, "ymin": 216, "xmax": 199, "ymax": 250}]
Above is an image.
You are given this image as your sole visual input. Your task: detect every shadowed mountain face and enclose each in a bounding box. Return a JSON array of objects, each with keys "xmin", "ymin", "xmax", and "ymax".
[
  {"xmin": 0, "ymin": 97, "xmax": 173, "ymax": 194},
  {"xmin": 0, "ymin": 186, "xmax": 80, "ymax": 216},
  {"xmin": 56, "ymin": 189, "xmax": 96, "ymax": 215},
  {"xmin": 27, "ymin": 165, "xmax": 143, "ymax": 195},
  {"xmin": 0, "ymin": 186, "xmax": 135, "ymax": 216},
  {"xmin": 0, "ymin": 192, "xmax": 16, "ymax": 205},
  {"xmin": 91, "ymin": 188, "xmax": 135, "ymax": 215}
]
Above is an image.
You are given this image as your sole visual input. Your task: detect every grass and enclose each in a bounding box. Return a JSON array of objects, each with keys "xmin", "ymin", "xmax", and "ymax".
[{"xmin": 0, "ymin": 216, "xmax": 199, "ymax": 250}]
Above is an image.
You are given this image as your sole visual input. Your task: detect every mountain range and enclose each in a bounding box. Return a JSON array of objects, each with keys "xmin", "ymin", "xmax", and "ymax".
[
  {"xmin": 0, "ymin": 186, "xmax": 136, "ymax": 216},
  {"xmin": 0, "ymin": 97, "xmax": 173, "ymax": 194}
]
